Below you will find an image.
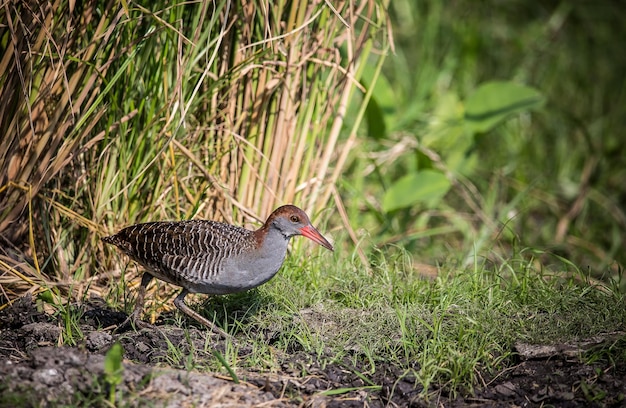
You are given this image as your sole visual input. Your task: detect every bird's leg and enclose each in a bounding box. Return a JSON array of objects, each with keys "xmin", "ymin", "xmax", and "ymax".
[
  {"xmin": 173, "ymin": 289, "xmax": 232, "ymax": 340},
  {"xmin": 130, "ymin": 273, "xmax": 154, "ymax": 323},
  {"xmin": 114, "ymin": 273, "xmax": 154, "ymax": 332}
]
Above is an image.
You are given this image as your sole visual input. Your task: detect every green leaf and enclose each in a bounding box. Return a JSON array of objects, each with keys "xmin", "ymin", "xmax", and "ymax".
[
  {"xmin": 37, "ymin": 289, "xmax": 54, "ymax": 304},
  {"xmin": 365, "ymin": 96, "xmax": 387, "ymax": 139},
  {"xmin": 362, "ymin": 63, "xmax": 395, "ymax": 139},
  {"xmin": 104, "ymin": 342, "xmax": 124, "ymax": 385},
  {"xmin": 382, "ymin": 170, "xmax": 451, "ymax": 212},
  {"xmin": 422, "ymin": 92, "xmax": 464, "ymax": 149},
  {"xmin": 464, "ymin": 81, "xmax": 545, "ymax": 133},
  {"xmin": 319, "ymin": 385, "xmax": 382, "ymax": 396},
  {"xmin": 212, "ymin": 349, "xmax": 239, "ymax": 384}
]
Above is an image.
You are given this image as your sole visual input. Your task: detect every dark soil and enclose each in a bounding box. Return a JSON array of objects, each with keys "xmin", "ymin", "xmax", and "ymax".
[{"xmin": 1, "ymin": 296, "xmax": 624, "ymax": 407}]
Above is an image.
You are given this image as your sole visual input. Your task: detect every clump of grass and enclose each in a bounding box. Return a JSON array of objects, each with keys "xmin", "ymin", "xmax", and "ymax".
[{"xmin": 227, "ymin": 241, "xmax": 626, "ymax": 396}]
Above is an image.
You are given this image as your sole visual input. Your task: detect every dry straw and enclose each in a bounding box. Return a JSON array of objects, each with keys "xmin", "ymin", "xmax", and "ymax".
[{"xmin": 0, "ymin": 0, "xmax": 389, "ymax": 306}]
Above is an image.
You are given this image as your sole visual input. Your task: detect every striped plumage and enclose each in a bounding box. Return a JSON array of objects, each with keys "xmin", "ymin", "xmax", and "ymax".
[
  {"xmin": 102, "ymin": 205, "xmax": 333, "ymax": 337},
  {"xmin": 103, "ymin": 220, "xmax": 260, "ymax": 293}
]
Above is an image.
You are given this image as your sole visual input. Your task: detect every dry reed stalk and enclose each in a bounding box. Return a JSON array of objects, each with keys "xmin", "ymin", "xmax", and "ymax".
[
  {"xmin": 0, "ymin": 0, "xmax": 389, "ymax": 307},
  {"xmin": 0, "ymin": 1, "xmax": 143, "ymax": 304},
  {"xmin": 0, "ymin": 2, "xmax": 126, "ymax": 239},
  {"xmin": 174, "ymin": 0, "xmax": 389, "ymax": 226}
]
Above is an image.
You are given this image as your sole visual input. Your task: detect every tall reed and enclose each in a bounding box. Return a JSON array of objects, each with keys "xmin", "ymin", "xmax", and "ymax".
[{"xmin": 0, "ymin": 0, "xmax": 389, "ymax": 306}]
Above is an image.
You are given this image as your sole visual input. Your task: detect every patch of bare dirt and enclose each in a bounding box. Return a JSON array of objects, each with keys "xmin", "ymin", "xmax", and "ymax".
[{"xmin": 1, "ymin": 296, "xmax": 625, "ymax": 407}]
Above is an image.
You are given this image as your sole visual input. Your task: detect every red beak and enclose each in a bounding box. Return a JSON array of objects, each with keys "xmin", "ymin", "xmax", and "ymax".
[{"xmin": 299, "ymin": 224, "xmax": 334, "ymax": 251}]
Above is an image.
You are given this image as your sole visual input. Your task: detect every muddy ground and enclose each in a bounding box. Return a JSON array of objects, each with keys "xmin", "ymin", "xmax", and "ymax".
[{"xmin": 1, "ymin": 296, "xmax": 624, "ymax": 407}]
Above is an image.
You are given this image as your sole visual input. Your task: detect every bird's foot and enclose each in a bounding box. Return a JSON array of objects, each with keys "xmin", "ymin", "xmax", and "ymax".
[{"xmin": 173, "ymin": 298, "xmax": 233, "ymax": 341}]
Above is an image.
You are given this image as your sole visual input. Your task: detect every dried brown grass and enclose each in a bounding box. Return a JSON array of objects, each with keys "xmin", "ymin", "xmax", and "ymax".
[{"xmin": 0, "ymin": 0, "xmax": 389, "ymax": 307}]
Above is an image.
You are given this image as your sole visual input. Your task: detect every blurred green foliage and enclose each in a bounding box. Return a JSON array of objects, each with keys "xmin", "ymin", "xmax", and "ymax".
[{"xmin": 345, "ymin": 1, "xmax": 626, "ymax": 277}]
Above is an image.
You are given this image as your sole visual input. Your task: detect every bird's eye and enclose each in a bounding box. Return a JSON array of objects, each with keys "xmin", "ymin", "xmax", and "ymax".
[{"xmin": 290, "ymin": 215, "xmax": 299, "ymax": 223}]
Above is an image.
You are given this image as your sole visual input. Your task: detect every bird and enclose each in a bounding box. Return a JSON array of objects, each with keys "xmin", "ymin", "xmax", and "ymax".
[{"xmin": 102, "ymin": 205, "xmax": 333, "ymax": 338}]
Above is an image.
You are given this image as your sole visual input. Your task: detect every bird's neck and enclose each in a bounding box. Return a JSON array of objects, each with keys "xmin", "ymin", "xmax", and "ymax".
[{"xmin": 256, "ymin": 226, "xmax": 291, "ymax": 257}]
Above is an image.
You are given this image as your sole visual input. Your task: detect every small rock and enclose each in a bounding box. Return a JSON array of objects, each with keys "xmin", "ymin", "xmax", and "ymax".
[
  {"xmin": 32, "ymin": 367, "xmax": 63, "ymax": 386},
  {"xmin": 86, "ymin": 331, "xmax": 113, "ymax": 351},
  {"xmin": 136, "ymin": 341, "xmax": 150, "ymax": 354},
  {"xmin": 395, "ymin": 378, "xmax": 416, "ymax": 396},
  {"xmin": 30, "ymin": 346, "xmax": 87, "ymax": 368},
  {"xmin": 305, "ymin": 395, "xmax": 329, "ymax": 408},
  {"xmin": 20, "ymin": 322, "xmax": 61, "ymax": 347},
  {"xmin": 495, "ymin": 381, "xmax": 517, "ymax": 397}
]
